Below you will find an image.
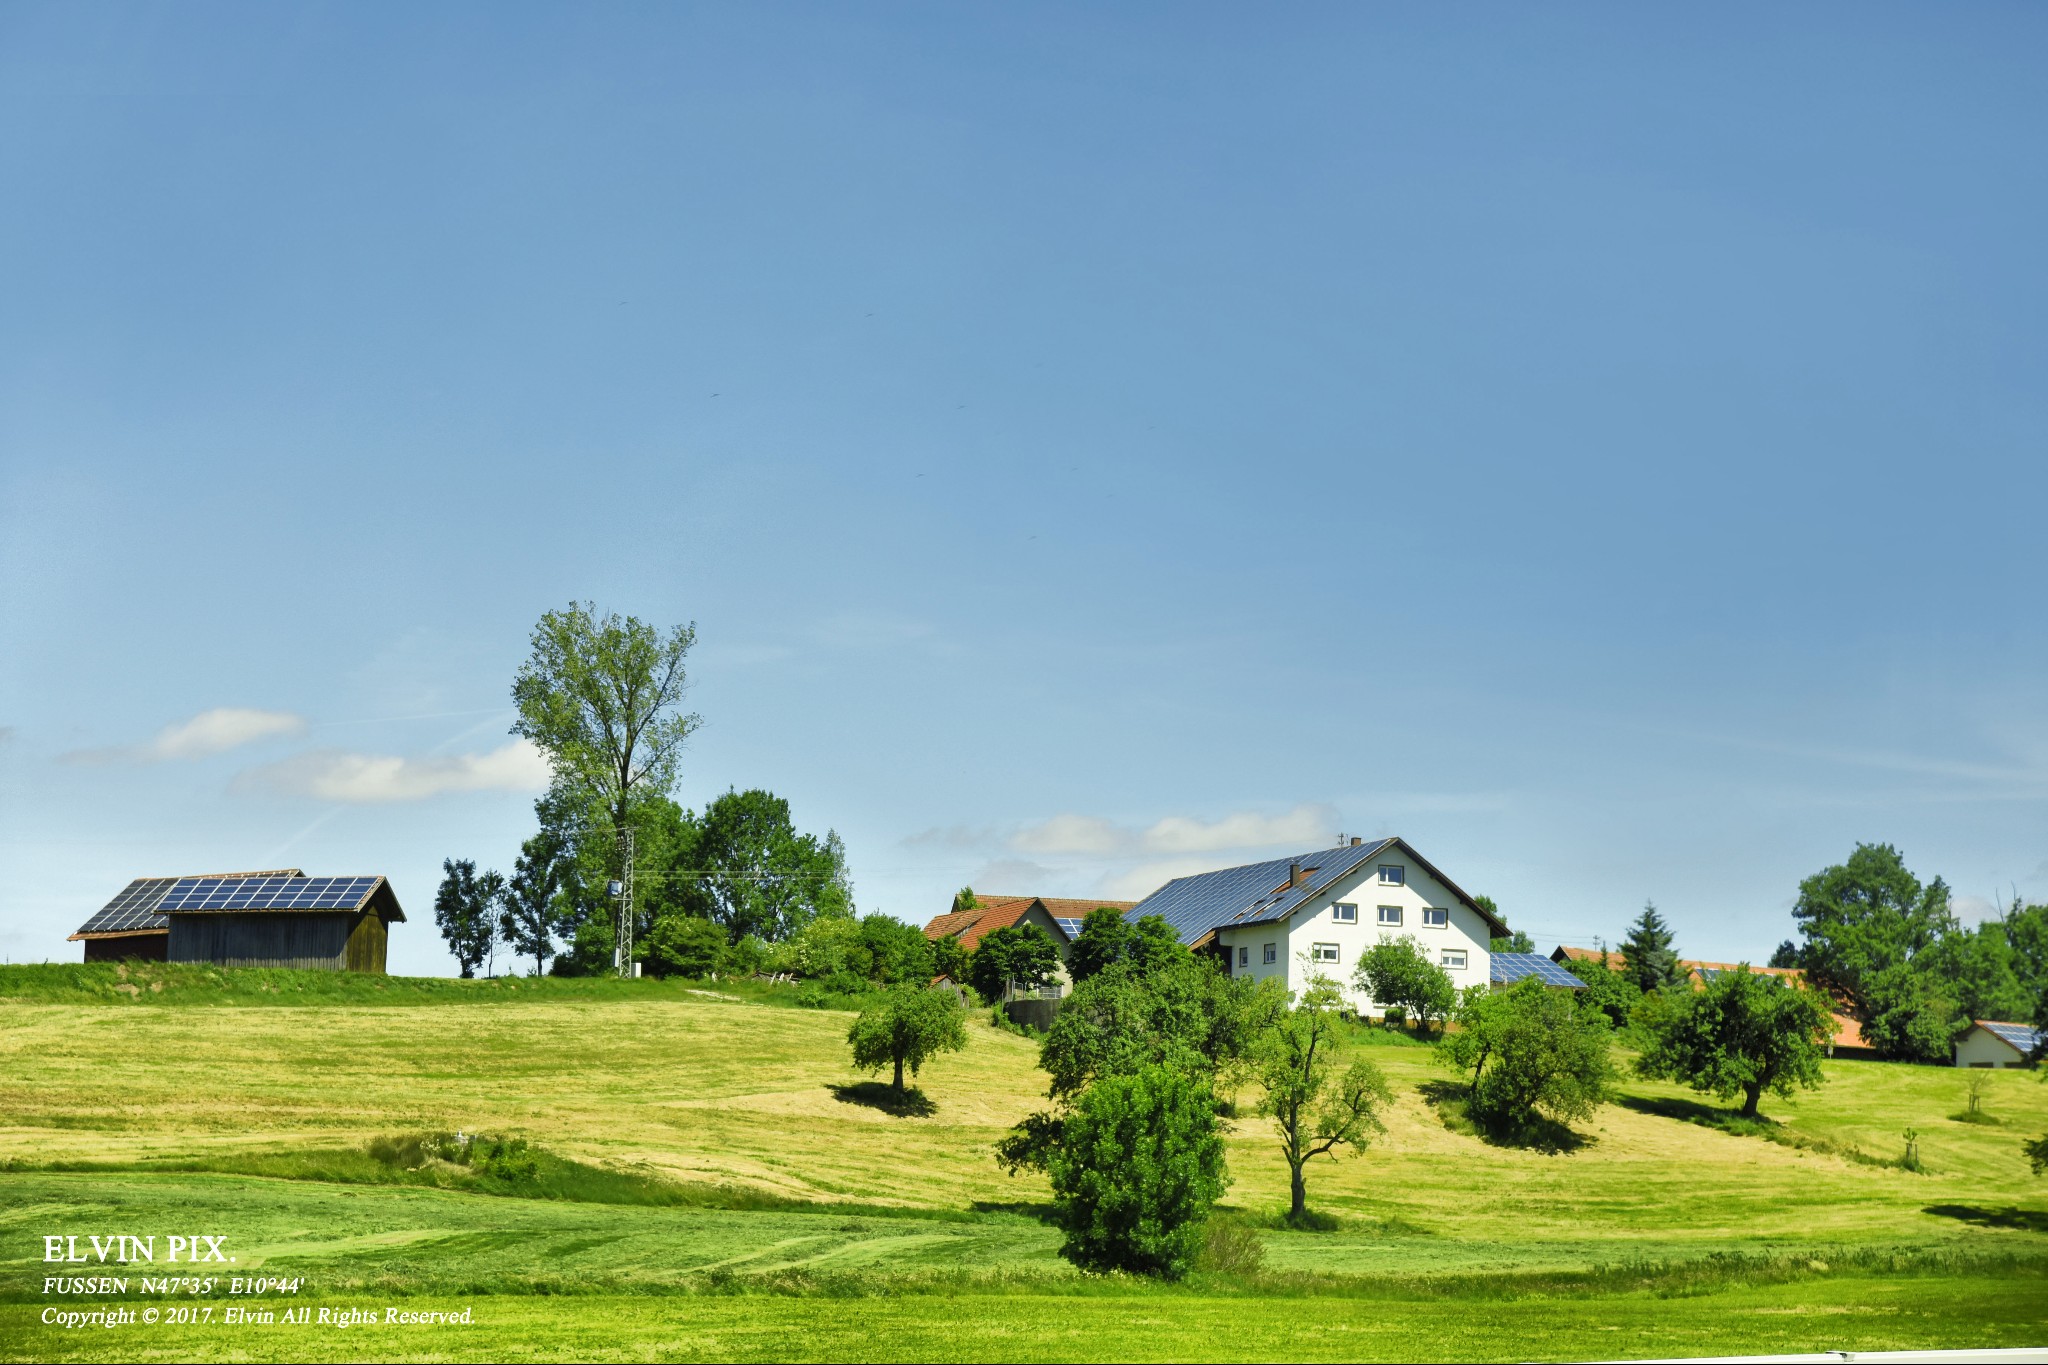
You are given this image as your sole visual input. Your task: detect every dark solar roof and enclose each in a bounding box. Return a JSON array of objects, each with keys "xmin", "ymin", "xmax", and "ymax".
[
  {"xmin": 73, "ymin": 871, "xmax": 400, "ymax": 937},
  {"xmin": 1125, "ymin": 841, "xmax": 1399, "ymax": 946},
  {"xmin": 72, "ymin": 877, "xmax": 182, "ymax": 936},
  {"xmin": 1978, "ymin": 1020, "xmax": 2042, "ymax": 1055},
  {"xmin": 1491, "ymin": 953, "xmax": 1586, "ymax": 988},
  {"xmin": 158, "ymin": 875, "xmax": 381, "ymax": 912},
  {"xmin": 1052, "ymin": 918, "xmax": 1084, "ymax": 940}
]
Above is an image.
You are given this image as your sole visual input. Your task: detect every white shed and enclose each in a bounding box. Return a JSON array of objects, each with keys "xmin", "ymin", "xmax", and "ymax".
[{"xmin": 1953, "ymin": 1020, "xmax": 2039, "ymax": 1069}]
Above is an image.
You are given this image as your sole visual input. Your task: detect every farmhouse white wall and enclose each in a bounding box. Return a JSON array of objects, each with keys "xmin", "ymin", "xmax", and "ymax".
[{"xmin": 1213, "ymin": 850, "xmax": 1491, "ymax": 1015}]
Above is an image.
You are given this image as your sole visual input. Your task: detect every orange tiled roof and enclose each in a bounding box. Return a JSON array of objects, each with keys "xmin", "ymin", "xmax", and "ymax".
[
  {"xmin": 1035, "ymin": 898, "xmax": 1139, "ymax": 920},
  {"xmin": 923, "ymin": 896, "xmax": 1036, "ymax": 952}
]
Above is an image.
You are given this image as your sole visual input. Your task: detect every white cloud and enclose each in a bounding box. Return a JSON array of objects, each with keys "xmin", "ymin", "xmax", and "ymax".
[
  {"xmin": 65, "ymin": 707, "xmax": 307, "ymax": 764},
  {"xmin": 236, "ymin": 738, "xmax": 550, "ymax": 804},
  {"xmin": 1012, "ymin": 813, "xmax": 1127, "ymax": 855},
  {"xmin": 1009, "ymin": 803, "xmax": 1336, "ymax": 857}
]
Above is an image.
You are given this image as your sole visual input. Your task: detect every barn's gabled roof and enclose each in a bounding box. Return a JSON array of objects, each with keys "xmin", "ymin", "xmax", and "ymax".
[
  {"xmin": 923, "ymin": 895, "xmax": 1136, "ymax": 952},
  {"xmin": 1126, "ymin": 839, "xmax": 1508, "ymax": 946},
  {"xmin": 69, "ymin": 869, "xmax": 404, "ymax": 940}
]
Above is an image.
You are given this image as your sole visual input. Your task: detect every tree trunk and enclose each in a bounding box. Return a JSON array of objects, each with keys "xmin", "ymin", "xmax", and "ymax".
[
  {"xmin": 1289, "ymin": 1163, "xmax": 1306, "ymax": 1222},
  {"xmin": 893, "ymin": 1055, "xmax": 905, "ymax": 1091},
  {"xmin": 1741, "ymin": 1082, "xmax": 1762, "ymax": 1119}
]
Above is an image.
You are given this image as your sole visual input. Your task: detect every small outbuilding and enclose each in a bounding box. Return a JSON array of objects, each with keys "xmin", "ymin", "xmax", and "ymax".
[
  {"xmin": 1954, "ymin": 1020, "xmax": 2040, "ymax": 1069},
  {"xmin": 1491, "ymin": 952, "xmax": 1587, "ymax": 990},
  {"xmin": 68, "ymin": 870, "xmax": 405, "ymax": 972}
]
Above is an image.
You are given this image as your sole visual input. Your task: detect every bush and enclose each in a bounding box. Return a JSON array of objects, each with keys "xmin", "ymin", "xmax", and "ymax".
[
  {"xmin": 1046, "ymin": 1065, "xmax": 1228, "ymax": 1280},
  {"xmin": 1439, "ymin": 981, "xmax": 1611, "ymax": 1134},
  {"xmin": 640, "ymin": 914, "xmax": 727, "ymax": 979}
]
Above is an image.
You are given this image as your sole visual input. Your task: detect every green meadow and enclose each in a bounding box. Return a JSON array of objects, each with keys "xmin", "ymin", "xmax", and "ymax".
[{"xmin": 3, "ymin": 963, "xmax": 2046, "ymax": 1362}]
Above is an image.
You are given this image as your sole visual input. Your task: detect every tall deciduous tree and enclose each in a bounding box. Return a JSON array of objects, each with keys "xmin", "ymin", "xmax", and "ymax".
[
  {"xmin": 512, "ymin": 601, "xmax": 702, "ymax": 852},
  {"xmin": 497, "ymin": 828, "xmax": 571, "ymax": 976},
  {"xmin": 1792, "ymin": 843, "xmax": 1959, "ymax": 1061},
  {"xmin": 690, "ymin": 788, "xmax": 851, "ymax": 942},
  {"xmin": 847, "ymin": 985, "xmax": 967, "ymax": 1091},
  {"xmin": 433, "ymin": 858, "xmax": 501, "ymax": 979},
  {"xmin": 1618, "ymin": 901, "xmax": 1685, "ymax": 994},
  {"xmin": 1256, "ymin": 969, "xmax": 1393, "ymax": 1223},
  {"xmin": 1636, "ymin": 966, "xmax": 1835, "ymax": 1118}
]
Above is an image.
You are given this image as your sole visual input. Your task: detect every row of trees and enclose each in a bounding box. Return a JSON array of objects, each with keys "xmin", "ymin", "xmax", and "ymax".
[{"xmin": 1559, "ymin": 847, "xmax": 2048, "ymax": 1064}]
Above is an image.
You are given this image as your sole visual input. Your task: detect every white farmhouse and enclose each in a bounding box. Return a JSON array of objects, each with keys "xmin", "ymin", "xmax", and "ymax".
[{"xmin": 1125, "ymin": 837, "xmax": 1507, "ymax": 1014}]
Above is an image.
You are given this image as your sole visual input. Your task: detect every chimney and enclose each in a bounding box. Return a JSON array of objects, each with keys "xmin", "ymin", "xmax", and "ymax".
[
  {"xmin": 1351, "ymin": 836, "xmax": 1363, "ymax": 847},
  {"xmin": 1288, "ymin": 860, "xmax": 1305, "ymax": 889}
]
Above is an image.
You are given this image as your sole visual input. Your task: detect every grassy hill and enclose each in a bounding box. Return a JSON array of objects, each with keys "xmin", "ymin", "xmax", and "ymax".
[{"xmin": 3, "ymin": 964, "xmax": 2046, "ymax": 1361}]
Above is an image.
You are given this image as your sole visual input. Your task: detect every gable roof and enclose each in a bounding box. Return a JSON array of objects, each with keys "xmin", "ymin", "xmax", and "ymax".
[
  {"xmin": 1126, "ymin": 839, "xmax": 1509, "ymax": 947},
  {"xmin": 922, "ymin": 895, "xmax": 1137, "ymax": 953},
  {"xmin": 68, "ymin": 870, "xmax": 404, "ymax": 939}
]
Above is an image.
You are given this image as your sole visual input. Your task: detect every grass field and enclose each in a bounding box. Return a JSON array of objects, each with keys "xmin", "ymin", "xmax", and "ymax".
[{"xmin": 4, "ymin": 964, "xmax": 2047, "ymax": 1361}]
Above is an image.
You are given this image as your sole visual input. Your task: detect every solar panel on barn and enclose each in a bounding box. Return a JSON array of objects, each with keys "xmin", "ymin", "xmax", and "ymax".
[
  {"xmin": 1982, "ymin": 1021, "xmax": 2041, "ymax": 1055},
  {"xmin": 70, "ymin": 870, "xmax": 403, "ymax": 972},
  {"xmin": 1490, "ymin": 953, "xmax": 1586, "ymax": 988}
]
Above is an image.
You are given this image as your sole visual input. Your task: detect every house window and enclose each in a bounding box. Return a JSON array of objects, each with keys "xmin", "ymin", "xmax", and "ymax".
[
  {"xmin": 1238, "ymin": 945, "xmax": 1249, "ymax": 968},
  {"xmin": 1442, "ymin": 949, "xmax": 1467, "ymax": 970},
  {"xmin": 1311, "ymin": 942, "xmax": 1340, "ymax": 964},
  {"xmin": 1263, "ymin": 943, "xmax": 1277, "ymax": 965},
  {"xmin": 1378, "ymin": 865, "xmax": 1404, "ymax": 886},
  {"xmin": 1377, "ymin": 905, "xmax": 1402, "ymax": 927},
  {"xmin": 1332, "ymin": 902, "xmax": 1358, "ymax": 924},
  {"xmin": 1422, "ymin": 907, "xmax": 1449, "ymax": 928}
]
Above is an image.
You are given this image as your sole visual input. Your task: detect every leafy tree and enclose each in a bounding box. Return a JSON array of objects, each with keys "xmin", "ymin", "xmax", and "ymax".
[
  {"xmin": 930, "ymin": 932, "xmax": 969, "ymax": 984},
  {"xmin": 1618, "ymin": 901, "xmax": 1686, "ymax": 994},
  {"xmin": 1439, "ymin": 980, "xmax": 1611, "ymax": 1132},
  {"xmin": 847, "ymin": 985, "xmax": 967, "ymax": 1091},
  {"xmin": 1353, "ymin": 935, "xmax": 1456, "ymax": 1034},
  {"xmin": 2000, "ymin": 898, "xmax": 2048, "ymax": 1008},
  {"xmin": 1256, "ymin": 970, "xmax": 1393, "ymax": 1222},
  {"xmin": 855, "ymin": 914, "xmax": 938, "ymax": 986},
  {"xmin": 1561, "ymin": 954, "xmax": 1642, "ymax": 1029},
  {"xmin": 691, "ymin": 788, "xmax": 852, "ymax": 942},
  {"xmin": 511, "ymin": 603, "xmax": 701, "ymax": 846},
  {"xmin": 1922, "ymin": 919, "xmax": 2032, "ymax": 1024},
  {"xmin": 1768, "ymin": 940, "xmax": 1801, "ymax": 969},
  {"xmin": 1636, "ymin": 966, "xmax": 1834, "ymax": 1118},
  {"xmin": 433, "ymin": 858, "xmax": 501, "ymax": 979},
  {"xmin": 1067, "ymin": 907, "xmax": 1135, "ymax": 984},
  {"xmin": 498, "ymin": 828, "xmax": 572, "ymax": 976},
  {"xmin": 999, "ymin": 957, "xmax": 1285, "ymax": 1173},
  {"xmin": 967, "ymin": 923, "xmax": 1062, "ymax": 1004},
  {"xmin": 641, "ymin": 914, "xmax": 727, "ymax": 978},
  {"xmin": 1792, "ymin": 842, "xmax": 1954, "ymax": 1003},
  {"xmin": 1858, "ymin": 962, "xmax": 1962, "ymax": 1063},
  {"xmin": 1127, "ymin": 914, "xmax": 1192, "ymax": 976},
  {"xmin": 1045, "ymin": 1064, "xmax": 1227, "ymax": 1279}
]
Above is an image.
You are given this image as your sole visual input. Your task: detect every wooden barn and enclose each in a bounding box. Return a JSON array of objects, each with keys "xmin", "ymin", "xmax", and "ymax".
[{"xmin": 68, "ymin": 869, "xmax": 405, "ymax": 972}]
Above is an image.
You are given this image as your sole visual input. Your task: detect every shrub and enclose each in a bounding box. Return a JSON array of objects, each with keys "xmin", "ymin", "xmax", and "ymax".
[
  {"xmin": 1046, "ymin": 1065, "xmax": 1227, "ymax": 1280},
  {"xmin": 1439, "ymin": 980, "xmax": 1611, "ymax": 1134},
  {"xmin": 640, "ymin": 914, "xmax": 727, "ymax": 979}
]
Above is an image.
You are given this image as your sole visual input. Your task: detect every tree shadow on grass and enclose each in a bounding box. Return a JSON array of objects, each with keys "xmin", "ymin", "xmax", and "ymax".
[
  {"xmin": 1615, "ymin": 1093, "xmax": 1776, "ymax": 1131},
  {"xmin": 1416, "ymin": 1080, "xmax": 1593, "ymax": 1155},
  {"xmin": 825, "ymin": 1082, "xmax": 937, "ymax": 1118},
  {"xmin": 1924, "ymin": 1205, "xmax": 2048, "ymax": 1234}
]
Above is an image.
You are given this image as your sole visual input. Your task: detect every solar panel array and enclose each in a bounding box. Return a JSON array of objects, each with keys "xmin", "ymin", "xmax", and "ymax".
[
  {"xmin": 73, "ymin": 878, "xmax": 180, "ymax": 935},
  {"xmin": 1490, "ymin": 953, "xmax": 1586, "ymax": 988},
  {"xmin": 1052, "ymin": 918, "xmax": 1085, "ymax": 941},
  {"xmin": 158, "ymin": 875, "xmax": 380, "ymax": 912},
  {"xmin": 1981, "ymin": 1020, "xmax": 2042, "ymax": 1055},
  {"xmin": 1125, "ymin": 840, "xmax": 1397, "ymax": 946}
]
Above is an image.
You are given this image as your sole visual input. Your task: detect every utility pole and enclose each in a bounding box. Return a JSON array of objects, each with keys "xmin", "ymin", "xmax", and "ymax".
[{"xmin": 618, "ymin": 825, "xmax": 635, "ymax": 979}]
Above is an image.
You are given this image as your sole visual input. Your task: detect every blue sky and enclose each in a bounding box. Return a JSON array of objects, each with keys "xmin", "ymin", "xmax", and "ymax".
[{"xmin": 3, "ymin": 2, "xmax": 2044, "ymax": 975}]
